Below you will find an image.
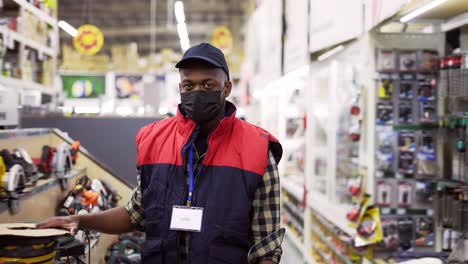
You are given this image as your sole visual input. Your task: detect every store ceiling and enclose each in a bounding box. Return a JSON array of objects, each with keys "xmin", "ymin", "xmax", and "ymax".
[
  {"xmin": 58, "ymin": 0, "xmax": 248, "ymax": 56},
  {"xmin": 402, "ymin": 0, "xmax": 468, "ymax": 20}
]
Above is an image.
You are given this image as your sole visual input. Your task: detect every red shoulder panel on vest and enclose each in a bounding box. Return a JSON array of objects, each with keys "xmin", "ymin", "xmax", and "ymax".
[
  {"xmin": 136, "ymin": 118, "xmax": 191, "ymax": 167},
  {"xmin": 203, "ymin": 119, "xmax": 276, "ymax": 176}
]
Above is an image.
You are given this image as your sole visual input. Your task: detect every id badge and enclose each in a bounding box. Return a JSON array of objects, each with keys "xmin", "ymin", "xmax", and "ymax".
[{"xmin": 170, "ymin": 206, "xmax": 204, "ymax": 232}]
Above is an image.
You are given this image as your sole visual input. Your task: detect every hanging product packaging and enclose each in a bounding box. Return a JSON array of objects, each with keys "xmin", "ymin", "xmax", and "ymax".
[
  {"xmin": 377, "ymin": 49, "xmax": 398, "ymax": 72},
  {"xmin": 417, "ymin": 132, "xmax": 437, "ymax": 176},
  {"xmin": 398, "ymin": 181, "xmax": 413, "ymax": 207},
  {"xmin": 378, "ymin": 79, "xmax": 395, "ymax": 99},
  {"xmin": 398, "ymin": 102, "xmax": 414, "ymax": 124},
  {"xmin": 377, "ymin": 102, "xmax": 394, "ymax": 125},
  {"xmin": 398, "ymin": 152, "xmax": 415, "ymax": 175},
  {"xmin": 417, "ymin": 81, "xmax": 436, "ymax": 102},
  {"xmin": 419, "ymin": 101, "xmax": 437, "ymax": 124},
  {"xmin": 398, "ymin": 131, "xmax": 416, "ymax": 152},
  {"xmin": 376, "ymin": 127, "xmax": 396, "ymax": 174},
  {"xmin": 377, "ymin": 181, "xmax": 393, "ymax": 206},
  {"xmin": 399, "ymin": 79, "xmax": 414, "ymax": 99},
  {"xmin": 382, "ymin": 219, "xmax": 399, "ymax": 250},
  {"xmin": 399, "ymin": 51, "xmax": 418, "ymax": 72},
  {"xmin": 415, "ymin": 217, "xmax": 434, "ymax": 247},
  {"xmin": 348, "ymin": 194, "xmax": 371, "ymax": 226},
  {"xmin": 355, "ymin": 207, "xmax": 384, "ymax": 247}
]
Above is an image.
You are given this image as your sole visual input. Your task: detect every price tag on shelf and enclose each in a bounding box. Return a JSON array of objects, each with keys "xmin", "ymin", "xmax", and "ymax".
[
  {"xmin": 376, "ymin": 171, "xmax": 383, "ymax": 178},
  {"xmin": 395, "ymin": 173, "xmax": 403, "ymax": 179},
  {"xmin": 397, "ymin": 208, "xmax": 407, "ymax": 215},
  {"xmin": 381, "ymin": 208, "xmax": 391, "ymax": 215}
]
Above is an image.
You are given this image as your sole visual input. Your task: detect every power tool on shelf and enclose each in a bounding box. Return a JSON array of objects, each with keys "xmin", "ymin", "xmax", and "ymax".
[
  {"xmin": 0, "ymin": 149, "xmax": 26, "ymax": 200},
  {"xmin": 53, "ymin": 141, "xmax": 81, "ymax": 190}
]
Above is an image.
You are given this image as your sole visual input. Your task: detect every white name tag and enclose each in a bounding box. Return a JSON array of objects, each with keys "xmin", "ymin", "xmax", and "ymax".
[{"xmin": 170, "ymin": 206, "xmax": 204, "ymax": 232}]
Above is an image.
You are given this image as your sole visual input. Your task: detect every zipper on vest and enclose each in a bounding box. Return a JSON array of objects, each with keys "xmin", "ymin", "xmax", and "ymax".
[{"xmin": 191, "ymin": 118, "xmax": 224, "ymax": 206}]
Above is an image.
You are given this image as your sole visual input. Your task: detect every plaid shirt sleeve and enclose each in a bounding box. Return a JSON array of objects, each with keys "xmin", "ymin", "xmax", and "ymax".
[
  {"xmin": 125, "ymin": 173, "xmax": 145, "ymax": 232},
  {"xmin": 248, "ymin": 150, "xmax": 285, "ymax": 264}
]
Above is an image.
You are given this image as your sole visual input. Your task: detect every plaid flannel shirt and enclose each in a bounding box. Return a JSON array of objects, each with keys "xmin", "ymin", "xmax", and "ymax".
[{"xmin": 125, "ymin": 150, "xmax": 284, "ymax": 263}]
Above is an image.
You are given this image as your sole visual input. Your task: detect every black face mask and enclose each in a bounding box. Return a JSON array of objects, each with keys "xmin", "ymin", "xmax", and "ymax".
[{"xmin": 180, "ymin": 90, "xmax": 223, "ymax": 124}]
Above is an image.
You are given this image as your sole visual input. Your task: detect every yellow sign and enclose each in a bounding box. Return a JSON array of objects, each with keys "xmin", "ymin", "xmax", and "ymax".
[
  {"xmin": 212, "ymin": 26, "xmax": 233, "ymax": 55},
  {"xmin": 73, "ymin": 24, "xmax": 104, "ymax": 56}
]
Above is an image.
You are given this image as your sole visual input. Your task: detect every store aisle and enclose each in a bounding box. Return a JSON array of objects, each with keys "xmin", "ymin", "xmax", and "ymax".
[{"xmin": 282, "ymin": 235, "xmax": 304, "ymax": 264}]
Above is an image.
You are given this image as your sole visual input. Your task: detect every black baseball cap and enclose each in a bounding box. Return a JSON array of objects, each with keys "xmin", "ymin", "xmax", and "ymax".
[{"xmin": 175, "ymin": 43, "xmax": 230, "ymax": 80}]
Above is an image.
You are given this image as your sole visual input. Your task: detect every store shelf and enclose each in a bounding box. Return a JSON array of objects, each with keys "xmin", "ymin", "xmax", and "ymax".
[
  {"xmin": 0, "ymin": 169, "xmax": 86, "ymax": 214},
  {"xmin": 310, "ymin": 243, "xmax": 331, "ymax": 263},
  {"xmin": 0, "ymin": 128, "xmax": 51, "ymax": 139},
  {"xmin": 282, "ymin": 177, "xmax": 304, "ymax": 202},
  {"xmin": 283, "ymin": 224, "xmax": 304, "ymax": 253},
  {"xmin": 0, "ymin": 76, "xmax": 55, "ymax": 95},
  {"xmin": 0, "ymin": 26, "xmax": 56, "ymax": 57},
  {"xmin": 308, "ymin": 190, "xmax": 356, "ymax": 238},
  {"xmin": 12, "ymin": 0, "xmax": 57, "ymax": 27},
  {"xmin": 311, "ymin": 226, "xmax": 353, "ymax": 264}
]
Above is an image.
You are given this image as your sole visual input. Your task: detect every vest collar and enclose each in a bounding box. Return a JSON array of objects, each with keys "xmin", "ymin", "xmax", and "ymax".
[{"xmin": 176, "ymin": 101, "xmax": 237, "ymax": 138}]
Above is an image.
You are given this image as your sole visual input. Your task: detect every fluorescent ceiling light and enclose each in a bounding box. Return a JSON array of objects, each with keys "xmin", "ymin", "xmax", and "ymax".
[
  {"xmin": 400, "ymin": 0, "xmax": 449, "ymax": 23},
  {"xmin": 318, "ymin": 45, "xmax": 344, "ymax": 61},
  {"xmin": 58, "ymin": 20, "xmax": 78, "ymax": 37},
  {"xmin": 441, "ymin": 12, "xmax": 468, "ymax": 32},
  {"xmin": 174, "ymin": 1, "xmax": 185, "ymax": 23},
  {"xmin": 175, "ymin": 1, "xmax": 190, "ymax": 51},
  {"xmin": 177, "ymin": 23, "xmax": 188, "ymax": 39}
]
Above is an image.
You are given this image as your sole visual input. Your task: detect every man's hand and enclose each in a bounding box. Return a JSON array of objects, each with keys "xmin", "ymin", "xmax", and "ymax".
[
  {"xmin": 36, "ymin": 207, "xmax": 135, "ymax": 235},
  {"xmin": 37, "ymin": 216, "xmax": 80, "ymax": 235}
]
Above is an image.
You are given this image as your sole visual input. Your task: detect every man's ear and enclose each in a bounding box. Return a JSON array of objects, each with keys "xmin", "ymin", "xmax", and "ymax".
[{"xmin": 224, "ymin": 80, "xmax": 232, "ymax": 98}]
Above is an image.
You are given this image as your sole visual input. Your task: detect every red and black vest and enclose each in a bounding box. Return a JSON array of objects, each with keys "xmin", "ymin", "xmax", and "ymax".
[{"xmin": 136, "ymin": 101, "xmax": 282, "ymax": 264}]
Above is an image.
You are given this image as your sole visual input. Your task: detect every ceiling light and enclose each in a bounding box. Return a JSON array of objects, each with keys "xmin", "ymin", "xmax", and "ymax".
[
  {"xmin": 318, "ymin": 45, "xmax": 344, "ymax": 61},
  {"xmin": 174, "ymin": 1, "xmax": 185, "ymax": 23},
  {"xmin": 58, "ymin": 20, "xmax": 78, "ymax": 37},
  {"xmin": 400, "ymin": 0, "xmax": 449, "ymax": 23}
]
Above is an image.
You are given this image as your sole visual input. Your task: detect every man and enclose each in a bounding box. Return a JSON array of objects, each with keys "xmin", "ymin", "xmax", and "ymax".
[{"xmin": 38, "ymin": 43, "xmax": 284, "ymax": 264}]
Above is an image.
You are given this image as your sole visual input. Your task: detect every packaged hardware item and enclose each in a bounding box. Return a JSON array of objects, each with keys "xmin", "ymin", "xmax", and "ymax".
[
  {"xmin": 399, "ymin": 131, "xmax": 416, "ymax": 152},
  {"xmin": 417, "ymin": 75, "xmax": 437, "ymax": 102},
  {"xmin": 382, "ymin": 219, "xmax": 399, "ymax": 250},
  {"xmin": 419, "ymin": 101, "xmax": 437, "ymax": 124},
  {"xmin": 397, "ymin": 218, "xmax": 415, "ymax": 250},
  {"xmin": 415, "ymin": 180, "xmax": 433, "ymax": 203},
  {"xmin": 398, "ymin": 182, "xmax": 413, "ymax": 207},
  {"xmin": 377, "ymin": 102, "xmax": 394, "ymax": 125},
  {"xmin": 417, "ymin": 132, "xmax": 437, "ymax": 176},
  {"xmin": 378, "ymin": 79, "xmax": 394, "ymax": 99},
  {"xmin": 398, "ymin": 152, "xmax": 415, "ymax": 174},
  {"xmin": 415, "ymin": 217, "xmax": 434, "ymax": 247},
  {"xmin": 376, "ymin": 127, "xmax": 396, "ymax": 172},
  {"xmin": 377, "ymin": 49, "xmax": 398, "ymax": 72},
  {"xmin": 398, "ymin": 102, "xmax": 414, "ymax": 124},
  {"xmin": 355, "ymin": 207, "xmax": 384, "ymax": 247},
  {"xmin": 399, "ymin": 80, "xmax": 414, "ymax": 99},
  {"xmin": 399, "ymin": 51, "xmax": 418, "ymax": 72},
  {"xmin": 377, "ymin": 181, "xmax": 392, "ymax": 206},
  {"xmin": 417, "ymin": 50, "xmax": 439, "ymax": 72},
  {"xmin": 348, "ymin": 194, "xmax": 371, "ymax": 226}
]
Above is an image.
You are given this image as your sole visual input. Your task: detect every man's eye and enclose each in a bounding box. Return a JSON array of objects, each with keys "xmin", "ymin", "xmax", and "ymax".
[
  {"xmin": 204, "ymin": 83, "xmax": 213, "ymax": 89},
  {"xmin": 183, "ymin": 84, "xmax": 193, "ymax": 89}
]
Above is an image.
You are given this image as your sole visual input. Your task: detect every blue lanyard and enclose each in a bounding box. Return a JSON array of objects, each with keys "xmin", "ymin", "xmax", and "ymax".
[{"xmin": 187, "ymin": 144, "xmax": 194, "ymax": 204}]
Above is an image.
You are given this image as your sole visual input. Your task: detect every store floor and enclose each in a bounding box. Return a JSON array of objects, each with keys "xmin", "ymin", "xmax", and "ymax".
[{"xmin": 282, "ymin": 235, "xmax": 304, "ymax": 264}]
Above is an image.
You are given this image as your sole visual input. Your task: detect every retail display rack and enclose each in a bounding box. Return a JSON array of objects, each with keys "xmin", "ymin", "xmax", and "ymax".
[
  {"xmin": 265, "ymin": 1, "xmax": 468, "ymax": 263},
  {"xmin": 0, "ymin": 0, "xmax": 59, "ymax": 123},
  {"xmin": 0, "ymin": 128, "xmax": 133, "ymax": 262}
]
